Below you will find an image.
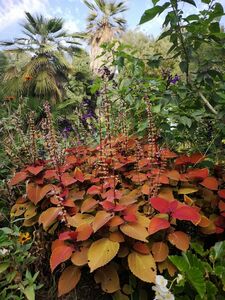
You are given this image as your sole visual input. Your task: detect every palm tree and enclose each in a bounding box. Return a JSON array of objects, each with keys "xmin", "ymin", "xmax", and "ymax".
[
  {"xmin": 1, "ymin": 12, "xmax": 81, "ymax": 103},
  {"xmin": 83, "ymin": 0, "xmax": 127, "ymax": 74}
]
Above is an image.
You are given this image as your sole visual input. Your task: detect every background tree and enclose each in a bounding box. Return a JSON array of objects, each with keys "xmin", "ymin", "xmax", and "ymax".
[
  {"xmin": 1, "ymin": 12, "xmax": 81, "ymax": 103},
  {"xmin": 83, "ymin": 0, "xmax": 127, "ymax": 74}
]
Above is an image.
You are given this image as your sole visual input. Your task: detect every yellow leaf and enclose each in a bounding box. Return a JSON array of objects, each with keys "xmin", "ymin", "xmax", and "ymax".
[
  {"xmin": 94, "ymin": 263, "xmax": 120, "ymax": 293},
  {"xmin": 88, "ymin": 238, "xmax": 119, "ymax": 272},
  {"xmin": 178, "ymin": 187, "xmax": 198, "ymax": 194},
  {"xmin": 128, "ymin": 251, "xmax": 156, "ymax": 283},
  {"xmin": 120, "ymin": 223, "xmax": 149, "ymax": 242},
  {"xmin": 67, "ymin": 213, "xmax": 94, "ymax": 228},
  {"xmin": 58, "ymin": 265, "xmax": 81, "ymax": 297}
]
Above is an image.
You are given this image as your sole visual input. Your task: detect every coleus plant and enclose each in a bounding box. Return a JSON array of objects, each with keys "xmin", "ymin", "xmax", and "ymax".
[{"xmin": 9, "ymin": 132, "xmax": 225, "ymax": 298}]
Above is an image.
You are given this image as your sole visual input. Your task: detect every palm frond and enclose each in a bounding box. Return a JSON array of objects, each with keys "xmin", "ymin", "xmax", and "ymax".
[
  {"xmin": 83, "ymin": 0, "xmax": 97, "ymax": 11},
  {"xmin": 47, "ymin": 18, "xmax": 64, "ymax": 33}
]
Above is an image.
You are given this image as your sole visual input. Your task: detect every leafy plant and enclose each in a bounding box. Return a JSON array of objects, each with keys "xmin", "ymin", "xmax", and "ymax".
[{"xmin": 0, "ymin": 226, "xmax": 42, "ymax": 300}]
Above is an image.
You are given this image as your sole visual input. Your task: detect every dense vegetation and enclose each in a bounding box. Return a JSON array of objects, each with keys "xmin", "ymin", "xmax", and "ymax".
[{"xmin": 0, "ymin": 0, "xmax": 224, "ymax": 299}]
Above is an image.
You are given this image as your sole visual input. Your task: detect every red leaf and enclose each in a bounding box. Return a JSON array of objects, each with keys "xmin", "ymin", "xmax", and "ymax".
[
  {"xmin": 150, "ymin": 197, "xmax": 178, "ymax": 213},
  {"xmin": 61, "ymin": 173, "xmax": 76, "ymax": 186},
  {"xmin": 218, "ymin": 189, "xmax": 225, "ymax": 199},
  {"xmin": 74, "ymin": 167, "xmax": 85, "ymax": 182},
  {"xmin": 189, "ymin": 153, "xmax": 204, "ymax": 164},
  {"xmin": 187, "ymin": 168, "xmax": 209, "ymax": 180},
  {"xmin": 10, "ymin": 171, "xmax": 28, "ymax": 186},
  {"xmin": 123, "ymin": 214, "xmax": 137, "ymax": 223},
  {"xmin": 87, "ymin": 185, "xmax": 102, "ymax": 195},
  {"xmin": 200, "ymin": 176, "xmax": 219, "ymax": 190},
  {"xmin": 27, "ymin": 165, "xmax": 44, "ymax": 175},
  {"xmin": 148, "ymin": 217, "xmax": 170, "ymax": 235},
  {"xmin": 50, "ymin": 245, "xmax": 73, "ymax": 272},
  {"xmin": 175, "ymin": 155, "xmax": 190, "ymax": 165},
  {"xmin": 59, "ymin": 231, "xmax": 77, "ymax": 241},
  {"xmin": 161, "ymin": 149, "xmax": 177, "ymax": 159},
  {"xmin": 133, "ymin": 242, "xmax": 150, "ymax": 254},
  {"xmin": 172, "ymin": 206, "xmax": 201, "ymax": 224},
  {"xmin": 100, "ymin": 201, "xmax": 115, "ymax": 211},
  {"xmin": 44, "ymin": 169, "xmax": 59, "ymax": 180}
]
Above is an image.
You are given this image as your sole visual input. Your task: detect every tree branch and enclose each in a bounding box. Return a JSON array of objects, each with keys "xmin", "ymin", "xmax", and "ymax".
[{"xmin": 198, "ymin": 91, "xmax": 218, "ymax": 115}]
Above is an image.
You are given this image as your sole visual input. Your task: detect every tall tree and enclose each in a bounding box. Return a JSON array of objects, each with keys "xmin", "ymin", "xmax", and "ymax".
[
  {"xmin": 83, "ymin": 0, "xmax": 127, "ymax": 74},
  {"xmin": 1, "ymin": 12, "xmax": 81, "ymax": 103}
]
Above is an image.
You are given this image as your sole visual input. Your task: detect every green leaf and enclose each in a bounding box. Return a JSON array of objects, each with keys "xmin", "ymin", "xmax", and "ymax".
[
  {"xmin": 187, "ymin": 267, "xmax": 206, "ymax": 298},
  {"xmin": 206, "ymin": 281, "xmax": 218, "ymax": 300},
  {"xmin": 23, "ymin": 285, "xmax": 35, "ymax": 300},
  {"xmin": 201, "ymin": 0, "xmax": 210, "ymax": 3},
  {"xmin": 139, "ymin": 3, "xmax": 170, "ymax": 25},
  {"xmin": 179, "ymin": 61, "xmax": 189, "ymax": 74},
  {"xmin": 169, "ymin": 255, "xmax": 190, "ymax": 272},
  {"xmin": 180, "ymin": 116, "xmax": 192, "ymax": 128},
  {"xmin": 0, "ymin": 262, "xmax": 10, "ymax": 274},
  {"xmin": 183, "ymin": 252, "xmax": 205, "ymax": 273},
  {"xmin": 152, "ymin": 0, "xmax": 160, "ymax": 5},
  {"xmin": 191, "ymin": 243, "xmax": 206, "ymax": 257},
  {"xmin": 210, "ymin": 241, "xmax": 225, "ymax": 262},
  {"xmin": 209, "ymin": 22, "xmax": 220, "ymax": 33},
  {"xmin": 182, "ymin": 0, "xmax": 196, "ymax": 7}
]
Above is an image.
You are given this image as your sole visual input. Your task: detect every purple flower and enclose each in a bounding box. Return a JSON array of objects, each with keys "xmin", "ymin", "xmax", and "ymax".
[{"xmin": 169, "ymin": 74, "xmax": 180, "ymax": 84}]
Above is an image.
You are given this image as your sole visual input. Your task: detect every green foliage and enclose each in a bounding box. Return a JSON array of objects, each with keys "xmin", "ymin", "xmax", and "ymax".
[
  {"xmin": 169, "ymin": 241, "xmax": 225, "ymax": 299},
  {"xmin": 0, "ymin": 226, "xmax": 42, "ymax": 300}
]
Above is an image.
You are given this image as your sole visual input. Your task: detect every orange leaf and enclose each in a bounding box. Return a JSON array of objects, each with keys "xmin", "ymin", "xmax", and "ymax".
[
  {"xmin": 133, "ymin": 242, "xmax": 150, "ymax": 254},
  {"xmin": 10, "ymin": 171, "xmax": 28, "ymax": 186},
  {"xmin": 80, "ymin": 198, "xmax": 98, "ymax": 213},
  {"xmin": 158, "ymin": 259, "xmax": 177, "ymax": 277},
  {"xmin": 148, "ymin": 217, "xmax": 170, "ymax": 235},
  {"xmin": 71, "ymin": 247, "xmax": 88, "ymax": 266},
  {"xmin": 58, "ymin": 265, "xmax": 81, "ymax": 297},
  {"xmin": 27, "ymin": 183, "xmax": 55, "ymax": 205},
  {"xmin": 74, "ymin": 167, "xmax": 85, "ymax": 182},
  {"xmin": 198, "ymin": 215, "xmax": 210, "ymax": 228},
  {"xmin": 109, "ymin": 231, "xmax": 125, "ymax": 243},
  {"xmin": 166, "ymin": 170, "xmax": 180, "ymax": 181},
  {"xmin": 108, "ymin": 216, "xmax": 125, "ymax": 227},
  {"xmin": 27, "ymin": 165, "xmax": 44, "ymax": 175},
  {"xmin": 61, "ymin": 172, "xmax": 76, "ymax": 186},
  {"xmin": 189, "ymin": 153, "xmax": 204, "ymax": 164},
  {"xmin": 128, "ymin": 252, "xmax": 156, "ymax": 283},
  {"xmin": 92, "ymin": 211, "xmax": 114, "ymax": 233},
  {"xmin": 120, "ymin": 223, "xmax": 149, "ymax": 242},
  {"xmin": 94, "ymin": 263, "xmax": 120, "ymax": 293},
  {"xmin": 200, "ymin": 176, "xmax": 219, "ymax": 190},
  {"xmin": 167, "ymin": 231, "xmax": 190, "ymax": 251},
  {"xmin": 39, "ymin": 207, "xmax": 62, "ymax": 230},
  {"xmin": 50, "ymin": 245, "xmax": 73, "ymax": 272},
  {"xmin": 141, "ymin": 184, "xmax": 150, "ymax": 195},
  {"xmin": 51, "ymin": 239, "xmax": 65, "ymax": 251},
  {"xmin": 76, "ymin": 223, "xmax": 93, "ymax": 241},
  {"xmin": 151, "ymin": 242, "xmax": 169, "ymax": 262}
]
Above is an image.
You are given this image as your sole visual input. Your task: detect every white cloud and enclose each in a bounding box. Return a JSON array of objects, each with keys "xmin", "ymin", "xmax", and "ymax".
[
  {"xmin": 0, "ymin": 0, "xmax": 50, "ymax": 32},
  {"xmin": 64, "ymin": 19, "xmax": 80, "ymax": 33}
]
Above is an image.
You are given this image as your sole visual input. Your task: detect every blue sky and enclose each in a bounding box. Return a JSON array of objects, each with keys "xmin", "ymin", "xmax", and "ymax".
[{"xmin": 0, "ymin": 0, "xmax": 224, "ymax": 43}]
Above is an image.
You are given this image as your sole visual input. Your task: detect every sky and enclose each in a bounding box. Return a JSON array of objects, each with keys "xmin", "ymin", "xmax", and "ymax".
[{"xmin": 0, "ymin": 0, "xmax": 225, "ymax": 44}]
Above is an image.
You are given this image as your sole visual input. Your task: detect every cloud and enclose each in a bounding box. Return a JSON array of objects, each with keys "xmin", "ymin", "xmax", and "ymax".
[
  {"xmin": 0, "ymin": 0, "xmax": 49, "ymax": 32},
  {"xmin": 64, "ymin": 19, "xmax": 80, "ymax": 33}
]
